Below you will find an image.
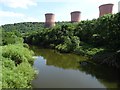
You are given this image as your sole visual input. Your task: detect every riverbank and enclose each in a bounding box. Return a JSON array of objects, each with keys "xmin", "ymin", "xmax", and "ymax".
[
  {"xmin": 29, "ymin": 44, "xmax": 120, "ymax": 70},
  {"xmin": 23, "ymin": 13, "xmax": 120, "ymax": 70},
  {"xmin": 1, "ymin": 44, "xmax": 36, "ymax": 88}
]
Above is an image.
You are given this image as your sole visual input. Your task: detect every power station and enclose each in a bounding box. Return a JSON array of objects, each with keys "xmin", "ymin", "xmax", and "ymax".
[
  {"xmin": 45, "ymin": 13, "xmax": 55, "ymax": 28},
  {"xmin": 71, "ymin": 11, "xmax": 81, "ymax": 22},
  {"xmin": 43, "ymin": 2, "xmax": 120, "ymax": 28},
  {"xmin": 99, "ymin": 4, "xmax": 114, "ymax": 17}
]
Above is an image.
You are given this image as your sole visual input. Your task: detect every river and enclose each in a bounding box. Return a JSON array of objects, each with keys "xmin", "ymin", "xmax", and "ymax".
[{"xmin": 30, "ymin": 46, "xmax": 120, "ymax": 89}]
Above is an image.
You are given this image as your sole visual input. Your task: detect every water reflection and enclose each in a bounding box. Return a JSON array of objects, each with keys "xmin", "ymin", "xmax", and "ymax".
[
  {"xmin": 79, "ymin": 62, "xmax": 120, "ymax": 89},
  {"xmin": 30, "ymin": 46, "xmax": 120, "ymax": 89},
  {"xmin": 31, "ymin": 46, "xmax": 87, "ymax": 70}
]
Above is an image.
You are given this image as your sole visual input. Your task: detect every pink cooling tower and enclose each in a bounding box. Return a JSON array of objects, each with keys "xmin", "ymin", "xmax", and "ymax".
[
  {"xmin": 45, "ymin": 13, "xmax": 55, "ymax": 28},
  {"xmin": 99, "ymin": 4, "xmax": 114, "ymax": 17},
  {"xmin": 71, "ymin": 11, "xmax": 81, "ymax": 22}
]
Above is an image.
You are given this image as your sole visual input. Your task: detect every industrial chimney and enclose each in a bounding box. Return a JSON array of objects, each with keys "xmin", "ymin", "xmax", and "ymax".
[
  {"xmin": 45, "ymin": 13, "xmax": 55, "ymax": 28},
  {"xmin": 71, "ymin": 11, "xmax": 81, "ymax": 22},
  {"xmin": 118, "ymin": 1, "xmax": 120, "ymax": 12},
  {"xmin": 99, "ymin": 4, "xmax": 114, "ymax": 17}
]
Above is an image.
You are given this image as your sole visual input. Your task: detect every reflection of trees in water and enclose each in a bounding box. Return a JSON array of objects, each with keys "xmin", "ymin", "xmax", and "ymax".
[
  {"xmin": 46, "ymin": 56, "xmax": 80, "ymax": 70},
  {"xmin": 42, "ymin": 49, "xmax": 86, "ymax": 70},
  {"xmin": 30, "ymin": 46, "xmax": 120, "ymax": 89},
  {"xmin": 30, "ymin": 45, "xmax": 87, "ymax": 70},
  {"xmin": 79, "ymin": 62, "xmax": 120, "ymax": 89}
]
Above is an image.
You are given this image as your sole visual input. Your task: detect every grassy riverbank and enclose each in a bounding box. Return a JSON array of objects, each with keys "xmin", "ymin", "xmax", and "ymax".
[
  {"xmin": 1, "ymin": 28, "xmax": 36, "ymax": 88},
  {"xmin": 1, "ymin": 44, "xmax": 36, "ymax": 88}
]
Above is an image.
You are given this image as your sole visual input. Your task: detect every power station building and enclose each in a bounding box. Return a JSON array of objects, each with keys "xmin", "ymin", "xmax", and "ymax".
[
  {"xmin": 99, "ymin": 4, "xmax": 114, "ymax": 17},
  {"xmin": 45, "ymin": 13, "xmax": 55, "ymax": 28},
  {"xmin": 71, "ymin": 11, "xmax": 81, "ymax": 22}
]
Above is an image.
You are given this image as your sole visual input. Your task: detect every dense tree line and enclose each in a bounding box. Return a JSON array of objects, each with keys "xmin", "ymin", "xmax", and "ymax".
[
  {"xmin": 1, "ymin": 13, "xmax": 120, "ymax": 70},
  {"xmin": 1, "ymin": 22, "xmax": 44, "ymax": 33},
  {"xmin": 24, "ymin": 13, "xmax": 120, "ymax": 69},
  {"xmin": 24, "ymin": 13, "xmax": 120, "ymax": 50}
]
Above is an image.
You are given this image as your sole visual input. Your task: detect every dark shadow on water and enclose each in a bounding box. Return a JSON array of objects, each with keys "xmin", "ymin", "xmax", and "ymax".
[{"xmin": 79, "ymin": 61, "xmax": 120, "ymax": 89}]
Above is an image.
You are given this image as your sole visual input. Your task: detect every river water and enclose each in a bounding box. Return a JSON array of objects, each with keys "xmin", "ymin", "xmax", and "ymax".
[{"xmin": 30, "ymin": 46, "xmax": 120, "ymax": 89}]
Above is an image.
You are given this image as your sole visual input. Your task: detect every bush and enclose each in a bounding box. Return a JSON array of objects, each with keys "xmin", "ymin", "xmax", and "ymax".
[
  {"xmin": 1, "ymin": 44, "xmax": 36, "ymax": 88},
  {"xmin": 55, "ymin": 44, "xmax": 68, "ymax": 52},
  {"xmin": 2, "ymin": 61, "xmax": 36, "ymax": 88},
  {"xmin": 2, "ymin": 44, "xmax": 34, "ymax": 65},
  {"xmin": 86, "ymin": 48, "xmax": 104, "ymax": 56},
  {"xmin": 2, "ymin": 56, "xmax": 15, "ymax": 70},
  {"xmin": 2, "ymin": 31, "xmax": 23, "ymax": 45}
]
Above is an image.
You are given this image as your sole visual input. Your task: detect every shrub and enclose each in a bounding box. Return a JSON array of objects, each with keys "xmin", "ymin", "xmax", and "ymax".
[
  {"xmin": 2, "ymin": 31, "xmax": 23, "ymax": 45},
  {"xmin": 1, "ymin": 44, "xmax": 36, "ymax": 88},
  {"xmin": 2, "ymin": 56, "xmax": 15, "ymax": 70},
  {"xmin": 2, "ymin": 44, "xmax": 34, "ymax": 65},
  {"xmin": 55, "ymin": 44, "xmax": 68, "ymax": 52},
  {"xmin": 86, "ymin": 48, "xmax": 104, "ymax": 56},
  {"xmin": 2, "ymin": 62, "xmax": 36, "ymax": 88}
]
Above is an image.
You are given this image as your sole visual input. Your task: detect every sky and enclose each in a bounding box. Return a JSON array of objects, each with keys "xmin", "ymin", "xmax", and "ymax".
[{"xmin": 0, "ymin": 0, "xmax": 120, "ymax": 25}]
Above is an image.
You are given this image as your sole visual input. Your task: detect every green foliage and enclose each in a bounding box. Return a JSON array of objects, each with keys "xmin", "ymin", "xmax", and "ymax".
[
  {"xmin": 2, "ymin": 12, "xmax": 120, "ymax": 69},
  {"xmin": 2, "ymin": 44, "xmax": 34, "ymax": 65},
  {"xmin": 1, "ymin": 44, "xmax": 36, "ymax": 88},
  {"xmin": 2, "ymin": 57, "xmax": 15, "ymax": 70},
  {"xmin": 0, "ymin": 27, "xmax": 2, "ymax": 46},
  {"xmin": 74, "ymin": 42, "xmax": 104, "ymax": 56},
  {"xmin": 1, "ymin": 22, "xmax": 44, "ymax": 33},
  {"xmin": 1, "ymin": 23, "xmax": 37, "ymax": 88},
  {"xmin": 74, "ymin": 19, "xmax": 96, "ymax": 44},
  {"xmin": 86, "ymin": 48, "xmax": 104, "ymax": 56},
  {"xmin": 2, "ymin": 30, "xmax": 23, "ymax": 45},
  {"xmin": 55, "ymin": 36, "xmax": 80, "ymax": 52},
  {"xmin": 75, "ymin": 13, "xmax": 120, "ymax": 50},
  {"xmin": 2, "ymin": 13, "xmax": 120, "ymax": 50},
  {"xmin": 2, "ymin": 60, "xmax": 35, "ymax": 88},
  {"xmin": 23, "ymin": 13, "xmax": 120, "ymax": 52}
]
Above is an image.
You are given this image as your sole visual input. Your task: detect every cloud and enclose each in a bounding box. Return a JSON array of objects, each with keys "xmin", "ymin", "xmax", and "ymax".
[
  {"xmin": 0, "ymin": 11, "xmax": 25, "ymax": 17},
  {"xmin": 0, "ymin": 0, "xmax": 37, "ymax": 9},
  {"xmin": 0, "ymin": 10, "xmax": 39, "ymax": 25}
]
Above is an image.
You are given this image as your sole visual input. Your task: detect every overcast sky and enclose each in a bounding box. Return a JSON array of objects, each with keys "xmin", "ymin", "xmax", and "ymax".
[{"xmin": 0, "ymin": 0, "xmax": 119, "ymax": 25}]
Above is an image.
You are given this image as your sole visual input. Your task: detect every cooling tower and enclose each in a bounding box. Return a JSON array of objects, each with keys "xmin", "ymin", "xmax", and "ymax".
[
  {"xmin": 45, "ymin": 13, "xmax": 55, "ymax": 28},
  {"xmin": 99, "ymin": 4, "xmax": 114, "ymax": 17},
  {"xmin": 71, "ymin": 11, "xmax": 81, "ymax": 22}
]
